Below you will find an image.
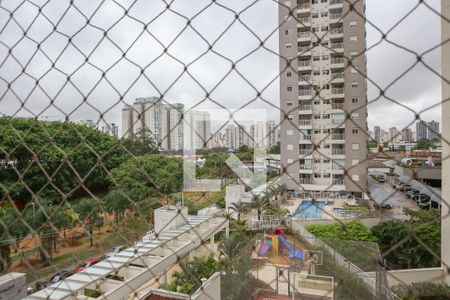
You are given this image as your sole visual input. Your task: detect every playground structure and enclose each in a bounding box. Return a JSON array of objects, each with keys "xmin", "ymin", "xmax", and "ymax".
[{"xmin": 258, "ymin": 228, "xmax": 304, "ymax": 261}]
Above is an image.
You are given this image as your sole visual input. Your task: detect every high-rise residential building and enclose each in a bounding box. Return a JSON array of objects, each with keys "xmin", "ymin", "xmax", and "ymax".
[
  {"xmin": 388, "ymin": 127, "xmax": 401, "ymax": 143},
  {"xmin": 279, "ymin": 0, "xmax": 368, "ymax": 197},
  {"xmin": 253, "ymin": 121, "xmax": 279, "ymax": 149},
  {"xmin": 102, "ymin": 123, "xmax": 119, "ymax": 138},
  {"xmin": 374, "ymin": 126, "xmax": 381, "ymax": 142},
  {"xmin": 401, "ymin": 128, "xmax": 413, "ymax": 142},
  {"xmin": 428, "ymin": 120, "xmax": 440, "ymax": 140},
  {"xmin": 416, "ymin": 120, "xmax": 428, "ymax": 141},
  {"xmin": 121, "ymin": 97, "xmax": 185, "ymax": 151},
  {"xmin": 184, "ymin": 110, "xmax": 211, "ymax": 150}
]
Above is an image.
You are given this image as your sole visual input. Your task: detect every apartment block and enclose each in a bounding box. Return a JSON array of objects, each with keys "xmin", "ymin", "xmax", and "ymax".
[
  {"xmin": 416, "ymin": 120, "xmax": 428, "ymax": 141},
  {"xmin": 102, "ymin": 123, "xmax": 119, "ymax": 138},
  {"xmin": 279, "ymin": 0, "xmax": 368, "ymax": 197},
  {"xmin": 428, "ymin": 120, "xmax": 440, "ymax": 140}
]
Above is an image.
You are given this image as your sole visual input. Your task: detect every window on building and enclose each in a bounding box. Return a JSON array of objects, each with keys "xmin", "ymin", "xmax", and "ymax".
[
  {"xmin": 352, "ymin": 97, "xmax": 359, "ymax": 103},
  {"xmin": 350, "ymin": 21, "xmax": 357, "ymax": 28},
  {"xmin": 312, "ymin": 13, "xmax": 319, "ymax": 19},
  {"xmin": 323, "ymin": 114, "xmax": 330, "ymax": 119},
  {"xmin": 287, "ymin": 130, "xmax": 293, "ymax": 135},
  {"xmin": 352, "ymin": 159, "xmax": 359, "ymax": 166},
  {"xmin": 312, "ymin": 0, "xmax": 319, "ymax": 4},
  {"xmin": 352, "ymin": 128, "xmax": 359, "ymax": 134},
  {"xmin": 287, "ymin": 86, "xmax": 293, "ymax": 92},
  {"xmin": 323, "ymin": 144, "xmax": 330, "ymax": 149},
  {"xmin": 322, "ymin": 70, "xmax": 330, "ymax": 75},
  {"xmin": 323, "ymin": 173, "xmax": 331, "ymax": 178},
  {"xmin": 321, "ymin": 12, "xmax": 328, "ymax": 18},
  {"xmin": 287, "ymin": 101, "xmax": 293, "ymax": 106},
  {"xmin": 351, "ymin": 81, "xmax": 359, "ymax": 88},
  {"xmin": 285, "ymin": 29, "xmax": 291, "ymax": 35},
  {"xmin": 288, "ymin": 115, "xmax": 293, "ymax": 120},
  {"xmin": 286, "ymin": 43, "xmax": 292, "ymax": 49},
  {"xmin": 321, "ymin": 41, "xmax": 329, "ymax": 46},
  {"xmin": 323, "ymin": 159, "xmax": 330, "ymax": 163},
  {"xmin": 351, "ymin": 51, "xmax": 358, "ymax": 58},
  {"xmin": 312, "ymin": 27, "xmax": 320, "ymax": 33},
  {"xmin": 352, "ymin": 175, "xmax": 360, "ymax": 181},
  {"xmin": 314, "ymin": 173, "xmax": 321, "ymax": 178},
  {"xmin": 314, "ymin": 129, "xmax": 321, "ymax": 134},
  {"xmin": 314, "ymin": 158, "xmax": 321, "ymax": 163},
  {"xmin": 322, "ymin": 55, "xmax": 329, "ymax": 60},
  {"xmin": 287, "ymin": 56, "xmax": 293, "ymax": 63},
  {"xmin": 314, "ymin": 99, "xmax": 320, "ymax": 105},
  {"xmin": 351, "ymin": 112, "xmax": 360, "ymax": 119},
  {"xmin": 313, "ymin": 70, "xmax": 320, "ymax": 76},
  {"xmin": 321, "ymin": 0, "xmax": 327, "ymax": 3},
  {"xmin": 323, "ymin": 129, "xmax": 330, "ymax": 133},
  {"xmin": 313, "ymin": 56, "xmax": 320, "ymax": 61},
  {"xmin": 352, "ymin": 143, "xmax": 360, "ymax": 150},
  {"xmin": 287, "ymin": 159, "xmax": 294, "ymax": 164},
  {"xmin": 287, "ymin": 71, "xmax": 292, "ymax": 77},
  {"xmin": 350, "ymin": 36, "xmax": 358, "ymax": 44},
  {"xmin": 287, "ymin": 144, "xmax": 294, "ymax": 150},
  {"xmin": 314, "ymin": 114, "xmax": 321, "ymax": 119},
  {"xmin": 323, "ymin": 99, "xmax": 330, "ymax": 104}
]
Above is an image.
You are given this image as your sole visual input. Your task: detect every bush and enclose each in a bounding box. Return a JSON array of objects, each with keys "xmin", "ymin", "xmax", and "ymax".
[
  {"xmin": 391, "ymin": 282, "xmax": 450, "ymax": 299},
  {"xmin": 305, "ymin": 221, "xmax": 377, "ymax": 242}
]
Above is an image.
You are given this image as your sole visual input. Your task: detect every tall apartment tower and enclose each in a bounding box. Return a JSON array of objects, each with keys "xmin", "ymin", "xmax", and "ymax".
[
  {"xmin": 279, "ymin": 0, "xmax": 368, "ymax": 198},
  {"xmin": 416, "ymin": 120, "xmax": 428, "ymax": 141},
  {"xmin": 373, "ymin": 126, "xmax": 381, "ymax": 142},
  {"xmin": 428, "ymin": 120, "xmax": 440, "ymax": 140}
]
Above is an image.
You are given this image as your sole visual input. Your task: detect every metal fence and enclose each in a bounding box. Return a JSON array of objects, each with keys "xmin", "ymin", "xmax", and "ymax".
[{"xmin": 0, "ymin": 0, "xmax": 449, "ymax": 299}]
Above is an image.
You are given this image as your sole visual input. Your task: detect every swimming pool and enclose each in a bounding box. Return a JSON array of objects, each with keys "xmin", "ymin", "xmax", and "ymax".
[{"xmin": 294, "ymin": 200, "xmax": 326, "ymax": 219}]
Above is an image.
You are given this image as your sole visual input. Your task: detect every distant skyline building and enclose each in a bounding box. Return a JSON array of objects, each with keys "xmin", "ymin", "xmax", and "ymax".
[
  {"xmin": 428, "ymin": 120, "xmax": 440, "ymax": 140},
  {"xmin": 102, "ymin": 123, "xmax": 119, "ymax": 138},
  {"xmin": 388, "ymin": 127, "xmax": 401, "ymax": 144},
  {"xmin": 374, "ymin": 126, "xmax": 381, "ymax": 142},
  {"xmin": 401, "ymin": 128, "xmax": 413, "ymax": 142},
  {"xmin": 185, "ymin": 110, "xmax": 212, "ymax": 150},
  {"xmin": 416, "ymin": 120, "xmax": 428, "ymax": 141}
]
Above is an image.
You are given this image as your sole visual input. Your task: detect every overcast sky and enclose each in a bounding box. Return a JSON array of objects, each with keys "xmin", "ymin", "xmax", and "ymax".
[{"xmin": 0, "ymin": 0, "xmax": 443, "ymax": 134}]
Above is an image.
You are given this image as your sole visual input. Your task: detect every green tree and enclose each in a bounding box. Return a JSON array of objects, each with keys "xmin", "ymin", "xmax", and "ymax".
[
  {"xmin": 252, "ymin": 195, "xmax": 272, "ymax": 220},
  {"xmin": 416, "ymin": 138, "xmax": 436, "ymax": 150},
  {"xmin": 73, "ymin": 198, "xmax": 103, "ymax": 246},
  {"xmin": 268, "ymin": 142, "xmax": 280, "ymax": 154},
  {"xmin": 228, "ymin": 201, "xmax": 248, "ymax": 220},
  {"xmin": 120, "ymin": 128, "xmax": 158, "ymax": 156},
  {"xmin": 367, "ymin": 140, "xmax": 378, "ymax": 149},
  {"xmin": 305, "ymin": 221, "xmax": 377, "ymax": 242}
]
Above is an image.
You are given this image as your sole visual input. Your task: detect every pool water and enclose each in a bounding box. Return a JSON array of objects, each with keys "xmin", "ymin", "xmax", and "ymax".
[{"xmin": 294, "ymin": 200, "xmax": 326, "ymax": 219}]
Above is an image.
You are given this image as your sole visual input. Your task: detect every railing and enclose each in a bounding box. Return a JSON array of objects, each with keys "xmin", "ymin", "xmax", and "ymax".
[
  {"xmin": 332, "ymin": 88, "xmax": 344, "ymax": 94},
  {"xmin": 332, "ymin": 134, "xmax": 345, "ymax": 140},
  {"xmin": 330, "ymin": 13, "xmax": 343, "ymax": 20},
  {"xmin": 331, "ymin": 42, "xmax": 343, "ymax": 49},
  {"xmin": 288, "ymin": 220, "xmax": 399, "ymax": 300},
  {"xmin": 299, "ymin": 164, "xmax": 312, "ymax": 170},
  {"xmin": 299, "ymin": 60, "xmax": 310, "ymax": 67},
  {"xmin": 332, "ymin": 149, "xmax": 345, "ymax": 155},
  {"xmin": 330, "ymin": 0, "xmax": 343, "ymax": 5},
  {"xmin": 300, "ymin": 135, "xmax": 312, "ymax": 141},
  {"xmin": 332, "ymin": 179, "xmax": 345, "ymax": 185},
  {"xmin": 331, "ymin": 73, "xmax": 344, "ymax": 80},
  {"xmin": 299, "ymin": 90, "xmax": 312, "ymax": 96},
  {"xmin": 299, "ymin": 149, "xmax": 313, "ymax": 155},
  {"xmin": 299, "ymin": 179, "xmax": 313, "ymax": 184},
  {"xmin": 298, "ymin": 32, "xmax": 311, "ymax": 39},
  {"xmin": 331, "ymin": 57, "xmax": 344, "ymax": 64},
  {"xmin": 330, "ymin": 27, "xmax": 343, "ymax": 34},
  {"xmin": 298, "ymin": 4, "xmax": 310, "ymax": 10},
  {"xmin": 332, "ymin": 163, "xmax": 344, "ymax": 170},
  {"xmin": 299, "ymin": 46, "xmax": 311, "ymax": 53},
  {"xmin": 299, "ymin": 105, "xmax": 312, "ymax": 110},
  {"xmin": 299, "ymin": 17, "xmax": 310, "ymax": 24},
  {"xmin": 299, "ymin": 120, "xmax": 312, "ymax": 126},
  {"xmin": 299, "ymin": 75, "xmax": 311, "ymax": 81},
  {"xmin": 332, "ymin": 103, "xmax": 344, "ymax": 109}
]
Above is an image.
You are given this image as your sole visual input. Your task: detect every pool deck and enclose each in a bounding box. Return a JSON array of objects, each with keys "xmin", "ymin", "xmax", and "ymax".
[{"xmin": 284, "ymin": 198, "xmax": 351, "ymax": 220}]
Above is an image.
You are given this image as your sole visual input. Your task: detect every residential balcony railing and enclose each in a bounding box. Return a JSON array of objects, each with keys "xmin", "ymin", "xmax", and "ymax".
[
  {"xmin": 299, "ymin": 149, "xmax": 313, "ymax": 155},
  {"xmin": 298, "ymin": 4, "xmax": 311, "ymax": 10},
  {"xmin": 299, "ymin": 46, "xmax": 311, "ymax": 53},
  {"xmin": 332, "ymin": 164, "xmax": 344, "ymax": 170},
  {"xmin": 330, "ymin": 13, "xmax": 343, "ymax": 20},
  {"xmin": 330, "ymin": 0, "xmax": 343, "ymax": 5},
  {"xmin": 331, "ymin": 73, "xmax": 345, "ymax": 80},
  {"xmin": 299, "ymin": 75, "xmax": 311, "ymax": 81},
  {"xmin": 332, "ymin": 134, "xmax": 345, "ymax": 140},
  {"xmin": 299, "ymin": 165, "xmax": 313, "ymax": 170},
  {"xmin": 332, "ymin": 179, "xmax": 345, "ymax": 185},
  {"xmin": 332, "ymin": 88, "xmax": 344, "ymax": 94},
  {"xmin": 298, "ymin": 32, "xmax": 311, "ymax": 39},
  {"xmin": 298, "ymin": 17, "xmax": 311, "ymax": 24},
  {"xmin": 332, "ymin": 103, "xmax": 344, "ymax": 109},
  {"xmin": 331, "ymin": 57, "xmax": 345, "ymax": 64},
  {"xmin": 332, "ymin": 149, "xmax": 345, "ymax": 155},
  {"xmin": 299, "ymin": 60, "xmax": 310, "ymax": 67},
  {"xmin": 299, "ymin": 90, "xmax": 312, "ymax": 96},
  {"xmin": 299, "ymin": 105, "xmax": 312, "ymax": 110},
  {"xmin": 299, "ymin": 120, "xmax": 312, "ymax": 126},
  {"xmin": 331, "ymin": 43, "xmax": 343, "ymax": 49},
  {"xmin": 330, "ymin": 27, "xmax": 343, "ymax": 34},
  {"xmin": 299, "ymin": 179, "xmax": 314, "ymax": 184}
]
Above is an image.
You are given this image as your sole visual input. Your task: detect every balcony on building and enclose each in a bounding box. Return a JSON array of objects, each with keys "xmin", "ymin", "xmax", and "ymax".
[
  {"xmin": 299, "ymin": 100, "xmax": 312, "ymax": 114},
  {"xmin": 298, "ymin": 59, "xmax": 312, "ymax": 71},
  {"xmin": 298, "ymin": 31, "xmax": 311, "ymax": 42},
  {"xmin": 299, "ymin": 159, "xmax": 313, "ymax": 172},
  {"xmin": 331, "ymin": 72, "xmax": 344, "ymax": 83},
  {"xmin": 331, "ymin": 145, "xmax": 345, "ymax": 156},
  {"xmin": 297, "ymin": 17, "xmax": 311, "ymax": 27},
  {"xmin": 331, "ymin": 85, "xmax": 344, "ymax": 97},
  {"xmin": 299, "ymin": 74, "xmax": 311, "ymax": 83},
  {"xmin": 299, "ymin": 118, "xmax": 312, "ymax": 128},
  {"xmin": 330, "ymin": 0, "xmax": 344, "ymax": 8},
  {"xmin": 332, "ymin": 175, "xmax": 345, "ymax": 186},
  {"xmin": 299, "ymin": 88, "xmax": 313, "ymax": 100},
  {"xmin": 299, "ymin": 145, "xmax": 313, "ymax": 156},
  {"xmin": 299, "ymin": 175, "xmax": 314, "ymax": 185},
  {"xmin": 329, "ymin": 26, "xmax": 343, "ymax": 38},
  {"xmin": 330, "ymin": 55, "xmax": 345, "ymax": 68},
  {"xmin": 329, "ymin": 9, "xmax": 343, "ymax": 23},
  {"xmin": 331, "ymin": 100, "xmax": 344, "ymax": 110},
  {"xmin": 330, "ymin": 42, "xmax": 344, "ymax": 53},
  {"xmin": 298, "ymin": 45, "xmax": 312, "ymax": 57},
  {"xmin": 297, "ymin": 2, "xmax": 311, "ymax": 13},
  {"xmin": 331, "ymin": 129, "xmax": 345, "ymax": 143}
]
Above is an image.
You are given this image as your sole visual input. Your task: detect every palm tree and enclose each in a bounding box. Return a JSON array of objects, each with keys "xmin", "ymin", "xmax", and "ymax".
[
  {"xmin": 253, "ymin": 195, "xmax": 272, "ymax": 220},
  {"xmin": 279, "ymin": 184, "xmax": 287, "ymax": 202},
  {"xmin": 229, "ymin": 201, "xmax": 248, "ymax": 220}
]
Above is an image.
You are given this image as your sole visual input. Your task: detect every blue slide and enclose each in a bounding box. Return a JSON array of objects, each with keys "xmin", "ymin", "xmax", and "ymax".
[{"xmin": 279, "ymin": 236, "xmax": 304, "ymax": 261}]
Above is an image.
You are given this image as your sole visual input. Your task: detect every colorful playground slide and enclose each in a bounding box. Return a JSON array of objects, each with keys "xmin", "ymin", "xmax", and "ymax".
[
  {"xmin": 259, "ymin": 243, "xmax": 271, "ymax": 257},
  {"xmin": 278, "ymin": 236, "xmax": 304, "ymax": 261}
]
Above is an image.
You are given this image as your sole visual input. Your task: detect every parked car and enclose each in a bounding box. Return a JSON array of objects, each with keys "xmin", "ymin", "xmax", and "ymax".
[
  {"xmin": 373, "ymin": 201, "xmax": 392, "ymax": 209},
  {"xmin": 419, "ymin": 201, "xmax": 440, "ymax": 209},
  {"xmin": 76, "ymin": 257, "xmax": 101, "ymax": 272},
  {"xmin": 406, "ymin": 190, "xmax": 420, "ymax": 199},
  {"xmin": 416, "ymin": 194, "xmax": 431, "ymax": 203},
  {"xmin": 412, "ymin": 193, "xmax": 430, "ymax": 201},
  {"xmin": 35, "ymin": 270, "xmax": 73, "ymax": 290}
]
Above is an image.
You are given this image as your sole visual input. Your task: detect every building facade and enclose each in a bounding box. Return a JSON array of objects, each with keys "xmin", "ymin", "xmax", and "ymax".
[
  {"xmin": 428, "ymin": 120, "xmax": 440, "ymax": 140},
  {"xmin": 374, "ymin": 126, "xmax": 381, "ymax": 142},
  {"xmin": 401, "ymin": 128, "xmax": 413, "ymax": 142},
  {"xmin": 279, "ymin": 0, "xmax": 368, "ymax": 197},
  {"xmin": 416, "ymin": 120, "xmax": 428, "ymax": 141},
  {"xmin": 121, "ymin": 97, "xmax": 186, "ymax": 151},
  {"xmin": 102, "ymin": 123, "xmax": 119, "ymax": 138}
]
